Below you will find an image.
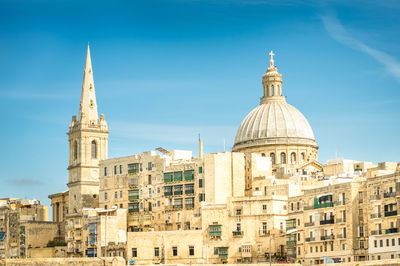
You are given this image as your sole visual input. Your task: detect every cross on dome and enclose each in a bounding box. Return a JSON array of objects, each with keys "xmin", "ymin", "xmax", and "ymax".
[{"xmin": 269, "ymin": 50, "xmax": 275, "ymax": 67}]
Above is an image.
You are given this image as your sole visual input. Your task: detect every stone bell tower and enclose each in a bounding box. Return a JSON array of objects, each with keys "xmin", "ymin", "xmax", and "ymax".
[{"xmin": 67, "ymin": 44, "xmax": 109, "ymax": 214}]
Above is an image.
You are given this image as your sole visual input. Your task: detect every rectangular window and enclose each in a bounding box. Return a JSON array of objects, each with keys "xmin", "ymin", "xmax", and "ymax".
[
  {"xmin": 360, "ymin": 240, "xmax": 365, "ymax": 249},
  {"xmin": 392, "ymin": 238, "xmax": 395, "ymax": 246},
  {"xmin": 114, "ymin": 191, "xmax": 117, "ymax": 199},
  {"xmin": 173, "ymin": 171, "xmax": 183, "ymax": 182},
  {"xmin": 199, "ymin": 193, "xmax": 205, "ymax": 202},
  {"xmin": 172, "ymin": 246, "xmax": 178, "ymax": 256},
  {"xmin": 148, "ymin": 175, "xmax": 152, "ymax": 185},
  {"xmin": 185, "ymin": 197, "xmax": 195, "ymax": 209},
  {"xmin": 387, "ymin": 239, "xmax": 390, "ymax": 246},
  {"xmin": 359, "ymin": 226, "xmax": 364, "ymax": 237},
  {"xmin": 114, "ymin": 165, "xmax": 117, "ymax": 175},
  {"xmin": 119, "ymin": 203, "xmax": 123, "ymax": 208},
  {"xmin": 128, "ymin": 202, "xmax": 139, "ymax": 213},
  {"xmin": 128, "ymin": 163, "xmax": 140, "ymax": 174},
  {"xmin": 164, "ymin": 186, "xmax": 173, "ymax": 196},
  {"xmin": 148, "ymin": 162, "xmax": 153, "ymax": 171},
  {"xmin": 184, "ymin": 170, "xmax": 194, "ymax": 181},
  {"xmin": 154, "ymin": 247, "xmax": 159, "ymax": 257},
  {"xmin": 128, "ymin": 189, "xmax": 139, "ymax": 200},
  {"xmin": 104, "ymin": 192, "xmax": 108, "ymax": 200},
  {"xmin": 380, "ymin": 240, "xmax": 383, "ymax": 247},
  {"xmin": 120, "ymin": 191, "xmax": 123, "ymax": 198},
  {"xmin": 189, "ymin": 246, "xmax": 194, "ymax": 256},
  {"xmin": 164, "ymin": 172, "xmax": 173, "ymax": 183},
  {"xmin": 198, "ymin": 166, "xmax": 203, "ymax": 174},
  {"xmin": 104, "ymin": 167, "xmax": 107, "ymax": 176},
  {"xmin": 185, "ymin": 183, "xmax": 195, "ymax": 194},
  {"xmin": 174, "ymin": 185, "xmax": 183, "ymax": 195},
  {"xmin": 132, "ymin": 248, "xmax": 137, "ymax": 257},
  {"xmin": 374, "ymin": 240, "xmax": 377, "ymax": 248},
  {"xmin": 358, "ymin": 192, "xmax": 363, "ymax": 203},
  {"xmin": 199, "ymin": 179, "xmax": 203, "ymax": 188},
  {"xmin": 262, "ymin": 222, "xmax": 267, "ymax": 235},
  {"xmin": 119, "ymin": 165, "xmax": 122, "ymax": 174}
]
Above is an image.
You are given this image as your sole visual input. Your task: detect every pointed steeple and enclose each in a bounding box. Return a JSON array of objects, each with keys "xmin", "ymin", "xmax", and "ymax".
[
  {"xmin": 260, "ymin": 50, "xmax": 284, "ymax": 104},
  {"xmin": 78, "ymin": 43, "xmax": 99, "ymax": 124}
]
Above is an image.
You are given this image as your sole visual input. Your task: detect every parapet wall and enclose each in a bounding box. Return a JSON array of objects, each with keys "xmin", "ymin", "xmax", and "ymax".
[{"xmin": 0, "ymin": 257, "xmax": 125, "ymax": 266}]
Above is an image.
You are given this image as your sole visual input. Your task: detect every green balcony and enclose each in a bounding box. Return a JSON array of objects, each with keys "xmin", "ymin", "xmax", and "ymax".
[
  {"xmin": 287, "ymin": 240, "xmax": 296, "ymax": 246},
  {"xmin": 314, "ymin": 202, "xmax": 333, "ymax": 209},
  {"xmin": 173, "ymin": 171, "xmax": 183, "ymax": 182},
  {"xmin": 164, "ymin": 172, "xmax": 173, "ymax": 183},
  {"xmin": 184, "ymin": 170, "xmax": 194, "ymax": 181},
  {"xmin": 209, "ymin": 225, "xmax": 222, "ymax": 237}
]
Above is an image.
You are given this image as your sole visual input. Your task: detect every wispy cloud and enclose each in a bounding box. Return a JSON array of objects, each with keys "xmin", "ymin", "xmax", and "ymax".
[
  {"xmin": 10, "ymin": 178, "xmax": 43, "ymax": 186},
  {"xmin": 321, "ymin": 14, "xmax": 400, "ymax": 82}
]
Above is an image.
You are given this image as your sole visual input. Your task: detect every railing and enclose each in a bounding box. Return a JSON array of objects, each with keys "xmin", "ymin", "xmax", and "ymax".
[
  {"xmin": 164, "ymin": 191, "xmax": 173, "ymax": 196},
  {"xmin": 334, "ymin": 201, "xmax": 345, "ymax": 206},
  {"xmin": 384, "ymin": 192, "xmax": 396, "ymax": 198},
  {"xmin": 314, "ymin": 202, "xmax": 334, "ymax": 209},
  {"xmin": 336, "ymin": 218, "xmax": 345, "ymax": 223},
  {"xmin": 304, "ymin": 222, "xmax": 315, "ymax": 227},
  {"xmin": 337, "ymin": 234, "xmax": 346, "ymax": 239},
  {"xmin": 185, "ymin": 204, "xmax": 194, "ymax": 209},
  {"xmin": 128, "ymin": 195, "xmax": 139, "ymax": 200},
  {"xmin": 286, "ymin": 226, "xmax": 296, "ymax": 231},
  {"xmin": 385, "ymin": 210, "xmax": 398, "ymax": 217},
  {"xmin": 287, "ymin": 240, "xmax": 296, "ymax": 246},
  {"xmin": 185, "ymin": 189, "xmax": 194, "ymax": 194},
  {"xmin": 320, "ymin": 218, "xmax": 335, "ymax": 225},
  {"xmin": 173, "ymin": 204, "xmax": 183, "ymax": 210},
  {"xmin": 305, "ymin": 237, "xmax": 315, "ymax": 242},
  {"xmin": 174, "ymin": 190, "xmax": 183, "ymax": 196},
  {"xmin": 370, "ymin": 213, "xmax": 382, "ymax": 219},
  {"xmin": 370, "ymin": 230, "xmax": 382, "ymax": 235},
  {"xmin": 369, "ymin": 195, "xmax": 381, "ymax": 201},
  {"xmin": 385, "ymin": 228, "xmax": 399, "ymax": 234},
  {"xmin": 128, "ymin": 179, "xmax": 138, "ymax": 187},
  {"xmin": 321, "ymin": 235, "xmax": 335, "ymax": 241},
  {"xmin": 232, "ymin": 231, "xmax": 243, "ymax": 237}
]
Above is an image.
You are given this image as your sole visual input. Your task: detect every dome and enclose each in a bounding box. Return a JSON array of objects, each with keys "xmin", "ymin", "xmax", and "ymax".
[
  {"xmin": 233, "ymin": 99, "xmax": 317, "ymax": 150},
  {"xmin": 232, "ymin": 51, "xmax": 318, "ymax": 156}
]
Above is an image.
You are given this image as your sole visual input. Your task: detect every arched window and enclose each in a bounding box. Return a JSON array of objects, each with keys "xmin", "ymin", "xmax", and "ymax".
[
  {"xmin": 261, "ymin": 153, "xmax": 266, "ymax": 157},
  {"xmin": 291, "ymin": 152, "xmax": 296, "ymax": 164},
  {"xmin": 270, "ymin": 153, "xmax": 275, "ymax": 164},
  {"xmin": 271, "ymin": 85, "xmax": 274, "ymax": 96},
  {"xmin": 73, "ymin": 141, "xmax": 78, "ymax": 160},
  {"xmin": 91, "ymin": 140, "xmax": 97, "ymax": 159},
  {"xmin": 301, "ymin": 153, "xmax": 305, "ymax": 162},
  {"xmin": 266, "ymin": 86, "xmax": 269, "ymax": 97},
  {"xmin": 277, "ymin": 85, "xmax": 281, "ymax": 95},
  {"xmin": 280, "ymin": 152, "xmax": 286, "ymax": 164}
]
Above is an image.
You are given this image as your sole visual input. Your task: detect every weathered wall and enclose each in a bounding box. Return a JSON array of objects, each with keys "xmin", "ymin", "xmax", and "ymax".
[{"xmin": 0, "ymin": 257, "xmax": 124, "ymax": 266}]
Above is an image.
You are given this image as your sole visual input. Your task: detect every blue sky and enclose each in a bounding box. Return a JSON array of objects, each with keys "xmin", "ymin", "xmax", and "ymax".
[{"xmin": 0, "ymin": 0, "xmax": 399, "ymax": 208}]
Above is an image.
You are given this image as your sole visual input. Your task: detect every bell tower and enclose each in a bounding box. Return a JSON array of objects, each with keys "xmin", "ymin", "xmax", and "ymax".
[
  {"xmin": 67, "ymin": 44, "xmax": 109, "ymax": 214},
  {"xmin": 260, "ymin": 50, "xmax": 284, "ymax": 104}
]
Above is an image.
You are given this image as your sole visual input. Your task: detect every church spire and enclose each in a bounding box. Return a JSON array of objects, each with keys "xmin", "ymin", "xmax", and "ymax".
[
  {"xmin": 260, "ymin": 50, "xmax": 284, "ymax": 104},
  {"xmin": 78, "ymin": 43, "xmax": 99, "ymax": 124}
]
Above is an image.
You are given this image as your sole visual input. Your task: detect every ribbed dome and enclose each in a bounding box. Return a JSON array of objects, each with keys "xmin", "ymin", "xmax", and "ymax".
[{"xmin": 233, "ymin": 99, "xmax": 317, "ymax": 149}]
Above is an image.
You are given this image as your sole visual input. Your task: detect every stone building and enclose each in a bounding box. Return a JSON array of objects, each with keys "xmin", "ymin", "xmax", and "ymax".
[{"xmin": 0, "ymin": 198, "xmax": 58, "ymax": 259}]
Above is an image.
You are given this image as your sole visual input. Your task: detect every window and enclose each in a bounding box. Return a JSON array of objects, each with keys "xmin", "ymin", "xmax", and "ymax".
[
  {"xmin": 359, "ymin": 226, "xmax": 364, "ymax": 237},
  {"xmin": 172, "ymin": 246, "xmax": 177, "ymax": 256},
  {"xmin": 198, "ymin": 166, "xmax": 203, "ymax": 174},
  {"xmin": 120, "ymin": 203, "xmax": 123, "ymax": 208},
  {"xmin": 387, "ymin": 239, "xmax": 390, "ymax": 246},
  {"xmin": 271, "ymin": 85, "xmax": 274, "ymax": 96},
  {"xmin": 392, "ymin": 238, "xmax": 395, "ymax": 246},
  {"xmin": 104, "ymin": 205, "xmax": 107, "ymax": 209},
  {"xmin": 298, "ymin": 247, "xmax": 301, "ymax": 255},
  {"xmin": 114, "ymin": 191, "xmax": 117, "ymax": 199},
  {"xmin": 148, "ymin": 175, "xmax": 152, "ymax": 185},
  {"xmin": 298, "ymin": 233, "xmax": 300, "ymax": 241},
  {"xmin": 104, "ymin": 167, "xmax": 107, "ymax": 176},
  {"xmin": 73, "ymin": 141, "xmax": 78, "ymax": 159},
  {"xmin": 290, "ymin": 203, "xmax": 294, "ymax": 211},
  {"xmin": 262, "ymin": 222, "xmax": 267, "ymax": 235},
  {"xmin": 120, "ymin": 191, "xmax": 123, "ymax": 198},
  {"xmin": 374, "ymin": 240, "xmax": 377, "ymax": 248},
  {"xmin": 270, "ymin": 153, "xmax": 275, "ymax": 164},
  {"xmin": 380, "ymin": 240, "xmax": 383, "ymax": 247},
  {"xmin": 199, "ymin": 193, "xmax": 205, "ymax": 202},
  {"xmin": 104, "ymin": 192, "xmax": 108, "ymax": 200},
  {"xmin": 91, "ymin": 140, "xmax": 97, "ymax": 159},
  {"xmin": 114, "ymin": 165, "xmax": 117, "ymax": 175},
  {"xmin": 199, "ymin": 179, "xmax": 203, "ymax": 188},
  {"xmin": 119, "ymin": 165, "xmax": 122, "ymax": 174},
  {"xmin": 148, "ymin": 162, "xmax": 153, "ymax": 171},
  {"xmin": 266, "ymin": 86, "xmax": 269, "ymax": 97},
  {"xmin": 132, "ymin": 248, "xmax": 137, "ymax": 257},
  {"xmin": 189, "ymin": 246, "xmax": 194, "ymax": 256},
  {"xmin": 128, "ymin": 163, "xmax": 140, "ymax": 174},
  {"xmin": 184, "ymin": 170, "xmax": 194, "ymax": 181},
  {"xmin": 297, "ymin": 202, "xmax": 300, "ymax": 210},
  {"xmin": 358, "ymin": 192, "xmax": 363, "ymax": 203},
  {"xmin": 280, "ymin": 152, "xmax": 286, "ymax": 164},
  {"xmin": 301, "ymin": 152, "xmax": 305, "ymax": 162},
  {"xmin": 342, "ymin": 244, "xmax": 346, "ymax": 250},
  {"xmin": 290, "ymin": 152, "xmax": 296, "ymax": 164},
  {"xmin": 154, "ymin": 247, "xmax": 159, "ymax": 257},
  {"xmin": 310, "ymin": 247, "xmax": 312, "ymax": 253},
  {"xmin": 360, "ymin": 240, "xmax": 365, "ymax": 249}
]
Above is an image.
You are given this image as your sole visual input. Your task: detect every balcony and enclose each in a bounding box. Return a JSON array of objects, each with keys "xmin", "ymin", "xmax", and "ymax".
[
  {"xmin": 287, "ymin": 240, "xmax": 296, "ymax": 246},
  {"xmin": 128, "ymin": 195, "xmax": 139, "ymax": 201},
  {"xmin": 385, "ymin": 228, "xmax": 399, "ymax": 234},
  {"xmin": 320, "ymin": 217, "xmax": 335, "ymax": 225},
  {"xmin": 304, "ymin": 205, "xmax": 314, "ymax": 210},
  {"xmin": 370, "ymin": 230, "xmax": 382, "ymax": 236},
  {"xmin": 315, "ymin": 202, "xmax": 334, "ymax": 209},
  {"xmin": 286, "ymin": 225, "xmax": 296, "ymax": 231},
  {"xmin": 185, "ymin": 189, "xmax": 194, "ymax": 195},
  {"xmin": 369, "ymin": 195, "xmax": 381, "ymax": 201},
  {"xmin": 336, "ymin": 218, "xmax": 345, "ymax": 224},
  {"xmin": 305, "ymin": 237, "xmax": 315, "ymax": 242},
  {"xmin": 232, "ymin": 231, "xmax": 243, "ymax": 237},
  {"xmin": 128, "ymin": 178, "xmax": 138, "ymax": 187},
  {"xmin": 185, "ymin": 203, "xmax": 194, "ymax": 209},
  {"xmin": 370, "ymin": 213, "xmax": 382, "ymax": 219},
  {"xmin": 337, "ymin": 234, "xmax": 346, "ymax": 239},
  {"xmin": 384, "ymin": 210, "xmax": 398, "ymax": 217},
  {"xmin": 259, "ymin": 230, "xmax": 268, "ymax": 236},
  {"xmin": 164, "ymin": 191, "xmax": 173, "ymax": 197},
  {"xmin": 321, "ymin": 235, "xmax": 335, "ymax": 241},
  {"xmin": 334, "ymin": 201, "xmax": 345, "ymax": 206},
  {"xmin": 304, "ymin": 222, "xmax": 315, "ymax": 227},
  {"xmin": 210, "ymin": 225, "xmax": 222, "ymax": 237},
  {"xmin": 384, "ymin": 192, "xmax": 396, "ymax": 198},
  {"xmin": 173, "ymin": 204, "xmax": 183, "ymax": 210}
]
